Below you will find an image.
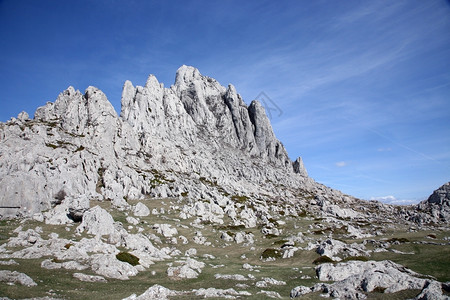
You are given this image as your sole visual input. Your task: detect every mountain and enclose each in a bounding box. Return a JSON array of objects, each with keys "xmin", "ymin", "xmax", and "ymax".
[
  {"xmin": 1, "ymin": 65, "xmax": 447, "ymax": 226},
  {"xmin": 0, "ymin": 66, "xmax": 449, "ymax": 299},
  {"xmin": 0, "ymin": 65, "xmax": 333, "ymax": 220}
]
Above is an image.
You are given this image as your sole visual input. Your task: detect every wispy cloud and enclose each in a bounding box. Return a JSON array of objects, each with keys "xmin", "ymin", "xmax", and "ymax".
[
  {"xmin": 335, "ymin": 161, "xmax": 347, "ymax": 168},
  {"xmin": 370, "ymin": 195, "xmax": 420, "ymax": 206}
]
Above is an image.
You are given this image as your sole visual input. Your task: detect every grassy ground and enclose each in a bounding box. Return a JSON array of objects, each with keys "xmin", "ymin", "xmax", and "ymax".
[{"xmin": 0, "ymin": 198, "xmax": 449, "ymax": 299}]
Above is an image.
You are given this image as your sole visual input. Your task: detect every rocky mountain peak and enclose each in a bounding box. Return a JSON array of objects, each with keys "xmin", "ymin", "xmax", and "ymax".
[
  {"xmin": 119, "ymin": 66, "xmax": 295, "ymax": 170},
  {"xmin": 1, "ymin": 66, "xmax": 312, "ymax": 219},
  {"xmin": 415, "ymin": 182, "xmax": 450, "ymax": 224},
  {"xmin": 426, "ymin": 182, "xmax": 450, "ymax": 206},
  {"xmin": 174, "ymin": 65, "xmax": 203, "ymax": 89},
  {"xmin": 34, "ymin": 86, "xmax": 118, "ymax": 136}
]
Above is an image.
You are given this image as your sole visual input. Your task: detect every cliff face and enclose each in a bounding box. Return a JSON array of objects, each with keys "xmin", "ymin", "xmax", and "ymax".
[
  {"xmin": 120, "ymin": 65, "xmax": 292, "ymax": 168},
  {"xmin": 0, "ymin": 66, "xmax": 314, "ymax": 219},
  {"xmin": 416, "ymin": 182, "xmax": 450, "ymax": 224}
]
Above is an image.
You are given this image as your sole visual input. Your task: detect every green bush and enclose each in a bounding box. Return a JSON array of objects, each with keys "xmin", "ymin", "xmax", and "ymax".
[
  {"xmin": 313, "ymin": 255, "xmax": 334, "ymax": 265},
  {"xmin": 373, "ymin": 286, "xmax": 386, "ymax": 293},
  {"xmin": 231, "ymin": 195, "xmax": 248, "ymax": 203},
  {"xmin": 116, "ymin": 252, "xmax": 139, "ymax": 266},
  {"xmin": 261, "ymin": 248, "xmax": 283, "ymax": 260}
]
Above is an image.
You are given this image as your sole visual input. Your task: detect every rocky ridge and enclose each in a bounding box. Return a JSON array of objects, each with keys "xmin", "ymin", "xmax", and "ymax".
[
  {"xmin": 415, "ymin": 182, "xmax": 450, "ymax": 225},
  {"xmin": 1, "ymin": 65, "xmax": 313, "ymax": 220},
  {"xmin": 0, "ymin": 66, "xmax": 449, "ymax": 299},
  {"xmin": 0, "ymin": 65, "xmax": 439, "ymax": 226}
]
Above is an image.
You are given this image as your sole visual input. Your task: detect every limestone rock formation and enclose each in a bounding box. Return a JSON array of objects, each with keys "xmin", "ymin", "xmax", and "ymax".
[
  {"xmin": 0, "ymin": 66, "xmax": 448, "ymax": 300},
  {"xmin": 0, "ymin": 65, "xmax": 314, "ymax": 220},
  {"xmin": 291, "ymin": 260, "xmax": 448, "ymax": 299},
  {"xmin": 76, "ymin": 206, "xmax": 116, "ymax": 236},
  {"xmin": 415, "ymin": 182, "xmax": 450, "ymax": 224},
  {"xmin": 0, "ymin": 270, "xmax": 37, "ymax": 287},
  {"xmin": 123, "ymin": 284, "xmax": 182, "ymax": 300}
]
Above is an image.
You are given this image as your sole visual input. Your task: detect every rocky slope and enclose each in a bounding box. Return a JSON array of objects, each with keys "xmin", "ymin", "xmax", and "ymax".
[
  {"xmin": 0, "ymin": 66, "xmax": 449, "ymax": 299},
  {"xmin": 1, "ymin": 65, "xmax": 441, "ymax": 225},
  {"xmin": 0, "ymin": 65, "xmax": 344, "ymax": 221}
]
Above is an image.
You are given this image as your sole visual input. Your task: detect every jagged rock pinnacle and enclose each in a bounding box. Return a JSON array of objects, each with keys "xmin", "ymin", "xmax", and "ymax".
[{"xmin": 0, "ymin": 66, "xmax": 317, "ymax": 219}]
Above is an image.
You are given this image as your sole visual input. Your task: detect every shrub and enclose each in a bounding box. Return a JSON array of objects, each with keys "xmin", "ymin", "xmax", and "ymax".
[
  {"xmin": 313, "ymin": 255, "xmax": 334, "ymax": 265},
  {"xmin": 343, "ymin": 256, "xmax": 369, "ymax": 262},
  {"xmin": 231, "ymin": 195, "xmax": 249, "ymax": 203},
  {"xmin": 373, "ymin": 286, "xmax": 386, "ymax": 293},
  {"xmin": 116, "ymin": 252, "xmax": 139, "ymax": 266},
  {"xmin": 261, "ymin": 248, "xmax": 283, "ymax": 261}
]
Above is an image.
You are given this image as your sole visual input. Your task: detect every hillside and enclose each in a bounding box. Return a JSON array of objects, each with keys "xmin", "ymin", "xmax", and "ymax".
[{"xmin": 0, "ymin": 66, "xmax": 448, "ymax": 299}]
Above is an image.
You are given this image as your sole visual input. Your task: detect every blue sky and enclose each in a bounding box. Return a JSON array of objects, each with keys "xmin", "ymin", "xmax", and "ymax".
[{"xmin": 1, "ymin": 0, "xmax": 449, "ymax": 204}]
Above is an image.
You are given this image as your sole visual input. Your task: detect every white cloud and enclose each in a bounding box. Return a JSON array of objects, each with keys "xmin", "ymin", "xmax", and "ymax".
[
  {"xmin": 335, "ymin": 161, "xmax": 347, "ymax": 167},
  {"xmin": 370, "ymin": 195, "xmax": 419, "ymax": 205}
]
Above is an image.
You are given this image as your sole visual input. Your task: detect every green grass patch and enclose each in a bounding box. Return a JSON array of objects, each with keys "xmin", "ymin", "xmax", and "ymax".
[{"xmin": 372, "ymin": 242, "xmax": 450, "ymax": 282}]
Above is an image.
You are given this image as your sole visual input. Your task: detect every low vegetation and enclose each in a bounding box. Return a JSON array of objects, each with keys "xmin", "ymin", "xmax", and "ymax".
[{"xmin": 116, "ymin": 252, "xmax": 140, "ymax": 266}]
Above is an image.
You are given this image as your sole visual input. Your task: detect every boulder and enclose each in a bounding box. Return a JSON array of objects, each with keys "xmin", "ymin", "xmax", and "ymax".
[
  {"xmin": 123, "ymin": 284, "xmax": 182, "ymax": 300},
  {"xmin": 133, "ymin": 202, "xmax": 150, "ymax": 217},
  {"xmin": 90, "ymin": 253, "xmax": 139, "ymax": 280},
  {"xmin": 414, "ymin": 280, "xmax": 450, "ymax": 300},
  {"xmin": 291, "ymin": 260, "xmax": 446, "ymax": 299},
  {"xmin": 73, "ymin": 272, "xmax": 107, "ymax": 283},
  {"xmin": 0, "ymin": 270, "xmax": 37, "ymax": 287},
  {"xmin": 315, "ymin": 238, "xmax": 369, "ymax": 261},
  {"xmin": 167, "ymin": 258, "xmax": 205, "ymax": 279},
  {"xmin": 76, "ymin": 206, "xmax": 116, "ymax": 236},
  {"xmin": 194, "ymin": 287, "xmax": 251, "ymax": 298},
  {"xmin": 153, "ymin": 224, "xmax": 178, "ymax": 238}
]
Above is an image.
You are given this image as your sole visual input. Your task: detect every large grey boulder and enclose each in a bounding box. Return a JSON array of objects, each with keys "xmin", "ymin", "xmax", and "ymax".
[
  {"xmin": 90, "ymin": 253, "xmax": 139, "ymax": 280},
  {"xmin": 291, "ymin": 260, "xmax": 448, "ymax": 299},
  {"xmin": 152, "ymin": 224, "xmax": 178, "ymax": 238},
  {"xmin": 315, "ymin": 238, "xmax": 369, "ymax": 261},
  {"xmin": 122, "ymin": 284, "xmax": 182, "ymax": 300},
  {"xmin": 0, "ymin": 270, "xmax": 37, "ymax": 287},
  {"xmin": 133, "ymin": 202, "xmax": 150, "ymax": 217},
  {"xmin": 167, "ymin": 258, "xmax": 205, "ymax": 279},
  {"xmin": 76, "ymin": 206, "xmax": 116, "ymax": 236}
]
